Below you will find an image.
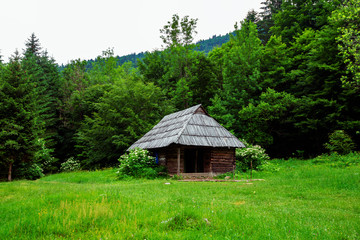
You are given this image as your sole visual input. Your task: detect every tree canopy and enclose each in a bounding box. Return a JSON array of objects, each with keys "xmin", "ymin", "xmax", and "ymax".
[{"xmin": 1, "ymin": 2, "xmax": 360, "ymax": 180}]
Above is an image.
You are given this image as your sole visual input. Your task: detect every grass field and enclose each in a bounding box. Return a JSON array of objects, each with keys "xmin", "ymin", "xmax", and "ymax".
[{"xmin": 0, "ymin": 156, "xmax": 359, "ymax": 239}]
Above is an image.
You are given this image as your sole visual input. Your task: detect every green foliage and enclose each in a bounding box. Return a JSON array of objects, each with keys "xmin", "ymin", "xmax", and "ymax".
[
  {"xmin": 196, "ymin": 34, "xmax": 231, "ymax": 53},
  {"xmin": 255, "ymin": 0, "xmax": 360, "ymax": 157},
  {"xmin": 15, "ymin": 163, "xmax": 44, "ymax": 180},
  {"xmin": 118, "ymin": 148, "xmax": 166, "ymax": 179},
  {"xmin": 160, "ymin": 14, "xmax": 198, "ymax": 48},
  {"xmin": 238, "ymin": 89, "xmax": 300, "ymax": 153},
  {"xmin": 3, "ymin": 2, "xmax": 360, "ymax": 177},
  {"xmin": 236, "ymin": 141, "xmax": 270, "ymax": 171},
  {"xmin": 272, "ymin": 0, "xmax": 341, "ymax": 43},
  {"xmin": 330, "ymin": 0, "xmax": 360, "ymax": 89},
  {"xmin": 0, "ymin": 52, "xmax": 40, "ymax": 181},
  {"xmin": 138, "ymin": 15, "xmax": 220, "ymax": 110},
  {"xmin": 257, "ymin": 0, "xmax": 282, "ymax": 43},
  {"xmin": 208, "ymin": 94, "xmax": 235, "ymax": 131},
  {"xmin": 223, "ymin": 20, "xmax": 263, "ymax": 108},
  {"xmin": 139, "ymin": 45, "xmax": 219, "ymax": 110},
  {"xmin": 34, "ymin": 138, "xmax": 57, "ymax": 173},
  {"xmin": 260, "ymin": 35, "xmax": 288, "ymax": 90},
  {"xmin": 312, "ymin": 152, "xmax": 360, "ymax": 168},
  {"xmin": 324, "ymin": 130, "xmax": 356, "ymax": 155},
  {"xmin": 212, "ymin": 20, "xmax": 263, "ymax": 135},
  {"xmin": 171, "ymin": 174, "xmax": 184, "ymax": 180},
  {"xmin": 22, "ymin": 33, "xmax": 61, "ymax": 155},
  {"xmin": 60, "ymin": 157, "xmax": 81, "ymax": 172},
  {"xmin": 257, "ymin": 160, "xmax": 280, "ymax": 172},
  {"xmin": 75, "ymin": 73, "xmax": 171, "ymax": 168}
]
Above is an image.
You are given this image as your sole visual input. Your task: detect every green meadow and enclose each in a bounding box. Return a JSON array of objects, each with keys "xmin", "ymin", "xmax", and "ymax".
[{"xmin": 1, "ymin": 157, "xmax": 359, "ymax": 239}]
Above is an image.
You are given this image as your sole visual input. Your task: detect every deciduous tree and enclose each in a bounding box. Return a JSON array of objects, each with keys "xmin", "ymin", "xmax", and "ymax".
[{"xmin": 331, "ymin": 0, "xmax": 360, "ymax": 90}]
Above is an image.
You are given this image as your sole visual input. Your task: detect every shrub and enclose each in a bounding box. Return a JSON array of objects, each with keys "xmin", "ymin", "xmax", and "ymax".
[
  {"xmin": 16, "ymin": 163, "xmax": 45, "ymax": 180},
  {"xmin": 172, "ymin": 174, "xmax": 183, "ymax": 180},
  {"xmin": 61, "ymin": 157, "xmax": 81, "ymax": 172},
  {"xmin": 324, "ymin": 130, "xmax": 356, "ymax": 155},
  {"xmin": 35, "ymin": 138, "xmax": 58, "ymax": 173},
  {"xmin": 118, "ymin": 148, "xmax": 167, "ymax": 179},
  {"xmin": 257, "ymin": 160, "xmax": 280, "ymax": 172},
  {"xmin": 236, "ymin": 140, "xmax": 270, "ymax": 172},
  {"xmin": 312, "ymin": 152, "xmax": 360, "ymax": 168}
]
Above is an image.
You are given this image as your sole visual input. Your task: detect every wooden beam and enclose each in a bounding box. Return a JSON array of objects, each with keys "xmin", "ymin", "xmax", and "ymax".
[{"xmin": 177, "ymin": 147, "xmax": 180, "ymax": 175}]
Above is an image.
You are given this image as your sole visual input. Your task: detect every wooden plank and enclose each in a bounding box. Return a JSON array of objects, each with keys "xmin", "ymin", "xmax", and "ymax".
[{"xmin": 209, "ymin": 148, "xmax": 236, "ymax": 174}]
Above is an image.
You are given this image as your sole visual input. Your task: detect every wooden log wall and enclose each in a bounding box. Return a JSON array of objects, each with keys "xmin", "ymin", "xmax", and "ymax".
[
  {"xmin": 156, "ymin": 146, "xmax": 235, "ymax": 174},
  {"xmin": 157, "ymin": 145, "xmax": 184, "ymax": 174},
  {"xmin": 210, "ymin": 148, "xmax": 235, "ymax": 173},
  {"xmin": 203, "ymin": 150, "xmax": 211, "ymax": 172}
]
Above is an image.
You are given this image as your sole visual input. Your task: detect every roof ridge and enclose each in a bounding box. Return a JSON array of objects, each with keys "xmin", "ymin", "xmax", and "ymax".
[
  {"xmin": 174, "ymin": 104, "xmax": 202, "ymax": 144},
  {"xmin": 165, "ymin": 104, "xmax": 202, "ymax": 119}
]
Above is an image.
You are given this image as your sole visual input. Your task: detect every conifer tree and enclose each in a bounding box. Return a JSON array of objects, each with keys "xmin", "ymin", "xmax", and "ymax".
[
  {"xmin": 0, "ymin": 51, "xmax": 39, "ymax": 181},
  {"xmin": 22, "ymin": 34, "xmax": 60, "ymax": 164},
  {"xmin": 257, "ymin": 0, "xmax": 282, "ymax": 43},
  {"xmin": 25, "ymin": 33, "xmax": 42, "ymax": 56}
]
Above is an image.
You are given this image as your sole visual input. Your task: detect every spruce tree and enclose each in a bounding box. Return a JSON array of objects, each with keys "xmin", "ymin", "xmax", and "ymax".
[
  {"xmin": 0, "ymin": 51, "xmax": 39, "ymax": 181},
  {"xmin": 22, "ymin": 34, "xmax": 61, "ymax": 167},
  {"xmin": 25, "ymin": 33, "xmax": 42, "ymax": 56}
]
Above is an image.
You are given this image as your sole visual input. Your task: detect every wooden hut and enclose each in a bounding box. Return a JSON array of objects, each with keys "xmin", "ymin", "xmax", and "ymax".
[{"xmin": 128, "ymin": 104, "xmax": 245, "ymax": 176}]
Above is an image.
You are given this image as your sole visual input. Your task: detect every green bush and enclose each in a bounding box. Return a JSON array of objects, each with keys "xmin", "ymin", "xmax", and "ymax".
[
  {"xmin": 118, "ymin": 148, "xmax": 167, "ymax": 179},
  {"xmin": 16, "ymin": 163, "xmax": 45, "ymax": 180},
  {"xmin": 171, "ymin": 174, "xmax": 183, "ymax": 180},
  {"xmin": 236, "ymin": 141, "xmax": 270, "ymax": 172},
  {"xmin": 257, "ymin": 160, "xmax": 280, "ymax": 172},
  {"xmin": 312, "ymin": 152, "xmax": 360, "ymax": 168},
  {"xmin": 324, "ymin": 130, "xmax": 356, "ymax": 155},
  {"xmin": 35, "ymin": 138, "xmax": 58, "ymax": 173},
  {"xmin": 61, "ymin": 157, "xmax": 81, "ymax": 172}
]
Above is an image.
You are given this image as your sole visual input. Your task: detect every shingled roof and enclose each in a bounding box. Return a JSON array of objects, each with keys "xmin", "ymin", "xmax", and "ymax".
[{"xmin": 128, "ymin": 104, "xmax": 245, "ymax": 150}]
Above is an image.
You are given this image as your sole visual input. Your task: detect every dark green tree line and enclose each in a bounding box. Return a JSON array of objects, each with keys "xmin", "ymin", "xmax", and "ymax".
[
  {"xmin": 0, "ymin": 52, "xmax": 41, "ymax": 180},
  {"xmin": 2, "ymin": 1, "xmax": 360, "ymax": 179}
]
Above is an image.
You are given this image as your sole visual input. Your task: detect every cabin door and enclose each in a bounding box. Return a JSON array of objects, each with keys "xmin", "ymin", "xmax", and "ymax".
[{"xmin": 184, "ymin": 149, "xmax": 204, "ymax": 173}]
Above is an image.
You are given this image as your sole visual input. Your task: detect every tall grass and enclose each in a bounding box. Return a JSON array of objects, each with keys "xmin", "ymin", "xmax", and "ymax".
[{"xmin": 1, "ymin": 155, "xmax": 359, "ymax": 239}]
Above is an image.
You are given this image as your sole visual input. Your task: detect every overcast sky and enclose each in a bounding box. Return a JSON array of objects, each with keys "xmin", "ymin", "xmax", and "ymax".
[{"xmin": 1, "ymin": 0, "xmax": 262, "ymax": 64}]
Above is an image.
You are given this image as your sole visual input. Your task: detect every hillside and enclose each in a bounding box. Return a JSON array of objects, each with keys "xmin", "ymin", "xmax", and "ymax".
[{"xmin": 80, "ymin": 33, "xmax": 232, "ymax": 70}]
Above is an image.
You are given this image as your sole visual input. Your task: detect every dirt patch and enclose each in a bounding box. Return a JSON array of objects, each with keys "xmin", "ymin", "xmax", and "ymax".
[{"xmin": 178, "ymin": 179, "xmax": 265, "ymax": 182}]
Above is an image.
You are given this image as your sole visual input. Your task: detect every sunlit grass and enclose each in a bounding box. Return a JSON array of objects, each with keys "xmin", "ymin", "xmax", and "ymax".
[{"xmin": 1, "ymin": 158, "xmax": 359, "ymax": 239}]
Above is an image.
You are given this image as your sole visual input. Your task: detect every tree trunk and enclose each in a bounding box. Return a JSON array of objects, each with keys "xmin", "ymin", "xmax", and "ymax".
[{"xmin": 8, "ymin": 162, "xmax": 13, "ymax": 182}]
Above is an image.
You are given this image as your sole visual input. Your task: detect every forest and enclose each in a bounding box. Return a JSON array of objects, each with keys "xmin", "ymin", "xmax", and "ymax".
[{"xmin": 1, "ymin": 0, "xmax": 359, "ymax": 181}]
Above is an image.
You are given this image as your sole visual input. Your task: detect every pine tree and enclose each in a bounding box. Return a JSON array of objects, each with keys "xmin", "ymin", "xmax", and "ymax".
[
  {"xmin": 0, "ymin": 51, "xmax": 39, "ymax": 181},
  {"xmin": 22, "ymin": 34, "xmax": 61, "ymax": 165},
  {"xmin": 25, "ymin": 33, "xmax": 42, "ymax": 56},
  {"xmin": 250, "ymin": 0, "xmax": 283, "ymax": 43}
]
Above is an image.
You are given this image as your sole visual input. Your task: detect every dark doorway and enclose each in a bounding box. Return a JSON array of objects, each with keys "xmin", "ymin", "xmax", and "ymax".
[{"xmin": 184, "ymin": 149, "xmax": 204, "ymax": 173}]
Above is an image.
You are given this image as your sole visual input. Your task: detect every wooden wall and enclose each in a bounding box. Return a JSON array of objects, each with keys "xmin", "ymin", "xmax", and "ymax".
[
  {"xmin": 210, "ymin": 148, "xmax": 235, "ymax": 173},
  {"xmin": 155, "ymin": 145, "xmax": 235, "ymax": 174},
  {"xmin": 156, "ymin": 145, "xmax": 184, "ymax": 174}
]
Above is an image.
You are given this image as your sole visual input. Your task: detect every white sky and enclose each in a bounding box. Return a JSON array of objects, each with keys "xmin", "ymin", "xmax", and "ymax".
[{"xmin": 1, "ymin": 0, "xmax": 262, "ymax": 65}]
